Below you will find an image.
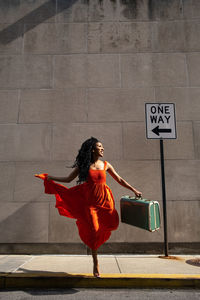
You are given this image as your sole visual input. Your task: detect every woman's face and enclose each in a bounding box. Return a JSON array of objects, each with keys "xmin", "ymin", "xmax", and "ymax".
[{"xmin": 93, "ymin": 142, "xmax": 104, "ymax": 157}]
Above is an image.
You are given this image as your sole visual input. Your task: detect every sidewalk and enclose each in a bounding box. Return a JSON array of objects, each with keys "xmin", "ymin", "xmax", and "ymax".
[{"xmin": 0, "ymin": 254, "xmax": 199, "ymax": 289}]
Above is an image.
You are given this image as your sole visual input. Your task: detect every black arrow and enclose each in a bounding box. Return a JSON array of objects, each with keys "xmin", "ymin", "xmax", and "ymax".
[{"xmin": 152, "ymin": 126, "xmax": 172, "ymax": 136}]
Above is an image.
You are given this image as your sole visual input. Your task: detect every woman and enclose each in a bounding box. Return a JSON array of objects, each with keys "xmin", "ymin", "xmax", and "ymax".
[{"xmin": 35, "ymin": 137, "xmax": 142, "ymax": 277}]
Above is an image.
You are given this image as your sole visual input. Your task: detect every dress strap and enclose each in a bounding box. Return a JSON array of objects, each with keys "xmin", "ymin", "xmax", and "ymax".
[{"xmin": 104, "ymin": 161, "xmax": 107, "ymax": 170}]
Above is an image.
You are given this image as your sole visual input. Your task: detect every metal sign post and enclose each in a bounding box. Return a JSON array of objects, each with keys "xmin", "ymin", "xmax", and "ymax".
[
  {"xmin": 145, "ymin": 103, "xmax": 177, "ymax": 257},
  {"xmin": 160, "ymin": 138, "xmax": 168, "ymax": 256}
]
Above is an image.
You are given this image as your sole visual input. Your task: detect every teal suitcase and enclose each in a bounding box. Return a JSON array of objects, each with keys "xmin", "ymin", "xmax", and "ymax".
[{"xmin": 120, "ymin": 196, "xmax": 161, "ymax": 232}]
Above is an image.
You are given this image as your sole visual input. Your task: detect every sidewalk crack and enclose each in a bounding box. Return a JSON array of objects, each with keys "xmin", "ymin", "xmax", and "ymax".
[
  {"xmin": 13, "ymin": 256, "xmax": 34, "ymax": 273},
  {"xmin": 115, "ymin": 256, "xmax": 122, "ymax": 274}
]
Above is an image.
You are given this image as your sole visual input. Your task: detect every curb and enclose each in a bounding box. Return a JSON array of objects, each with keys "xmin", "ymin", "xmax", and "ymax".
[{"xmin": 0, "ymin": 273, "xmax": 200, "ymax": 289}]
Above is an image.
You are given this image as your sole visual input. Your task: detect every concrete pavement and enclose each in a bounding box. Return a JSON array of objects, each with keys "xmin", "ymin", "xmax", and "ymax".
[{"xmin": 0, "ymin": 254, "xmax": 199, "ymax": 289}]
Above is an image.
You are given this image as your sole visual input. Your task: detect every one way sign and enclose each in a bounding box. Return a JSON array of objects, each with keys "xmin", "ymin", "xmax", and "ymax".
[{"xmin": 145, "ymin": 103, "xmax": 177, "ymax": 139}]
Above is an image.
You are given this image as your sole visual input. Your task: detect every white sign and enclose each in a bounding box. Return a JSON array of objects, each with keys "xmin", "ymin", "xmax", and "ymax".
[{"xmin": 145, "ymin": 103, "xmax": 177, "ymax": 139}]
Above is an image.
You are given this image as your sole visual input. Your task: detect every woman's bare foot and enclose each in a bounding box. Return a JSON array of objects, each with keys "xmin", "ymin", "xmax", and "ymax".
[
  {"xmin": 93, "ymin": 262, "xmax": 100, "ymax": 278},
  {"xmin": 92, "ymin": 249, "xmax": 100, "ymax": 278}
]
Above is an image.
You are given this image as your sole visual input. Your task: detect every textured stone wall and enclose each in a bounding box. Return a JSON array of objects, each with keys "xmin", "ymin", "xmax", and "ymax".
[{"xmin": 0, "ymin": 0, "xmax": 200, "ymax": 253}]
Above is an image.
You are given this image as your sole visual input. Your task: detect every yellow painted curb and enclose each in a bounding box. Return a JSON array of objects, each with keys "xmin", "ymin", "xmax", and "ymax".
[
  {"xmin": 70, "ymin": 273, "xmax": 200, "ymax": 279},
  {"xmin": 1, "ymin": 272, "xmax": 200, "ymax": 278},
  {"xmin": 0, "ymin": 273, "xmax": 200, "ymax": 289}
]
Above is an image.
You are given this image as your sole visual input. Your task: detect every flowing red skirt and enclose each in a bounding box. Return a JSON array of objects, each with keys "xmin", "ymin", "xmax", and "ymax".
[{"xmin": 35, "ymin": 173, "xmax": 119, "ymax": 250}]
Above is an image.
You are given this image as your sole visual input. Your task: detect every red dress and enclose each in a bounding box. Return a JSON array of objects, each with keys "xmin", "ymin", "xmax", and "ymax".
[{"xmin": 35, "ymin": 161, "xmax": 119, "ymax": 250}]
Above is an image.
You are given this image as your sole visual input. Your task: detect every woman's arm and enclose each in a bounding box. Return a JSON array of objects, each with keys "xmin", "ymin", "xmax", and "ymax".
[
  {"xmin": 47, "ymin": 167, "xmax": 79, "ymax": 183},
  {"xmin": 106, "ymin": 162, "xmax": 142, "ymax": 197}
]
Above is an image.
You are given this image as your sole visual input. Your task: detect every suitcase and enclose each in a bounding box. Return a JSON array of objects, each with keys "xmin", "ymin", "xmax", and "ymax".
[{"xmin": 120, "ymin": 196, "xmax": 161, "ymax": 232}]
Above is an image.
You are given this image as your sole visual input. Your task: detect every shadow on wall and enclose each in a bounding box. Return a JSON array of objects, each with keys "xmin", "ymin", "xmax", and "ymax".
[
  {"xmin": 0, "ymin": 0, "xmax": 183, "ymax": 45},
  {"xmin": 0, "ymin": 0, "xmax": 78, "ymax": 45},
  {"xmin": 0, "ymin": 202, "xmax": 48, "ymax": 243}
]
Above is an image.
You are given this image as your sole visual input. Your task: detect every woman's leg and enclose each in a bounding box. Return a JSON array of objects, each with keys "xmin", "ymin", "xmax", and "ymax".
[{"xmin": 92, "ymin": 249, "xmax": 100, "ymax": 277}]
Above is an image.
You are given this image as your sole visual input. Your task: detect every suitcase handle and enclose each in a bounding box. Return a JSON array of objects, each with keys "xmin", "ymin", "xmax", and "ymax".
[
  {"xmin": 123, "ymin": 195, "xmax": 151, "ymax": 201},
  {"xmin": 130, "ymin": 196, "xmax": 151, "ymax": 201},
  {"xmin": 124, "ymin": 195, "xmax": 143, "ymax": 200},
  {"xmin": 135, "ymin": 195, "xmax": 142, "ymax": 200}
]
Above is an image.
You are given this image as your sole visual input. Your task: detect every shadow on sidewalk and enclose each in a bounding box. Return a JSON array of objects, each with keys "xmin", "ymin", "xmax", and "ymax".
[{"xmin": 16, "ymin": 267, "xmax": 94, "ymax": 278}]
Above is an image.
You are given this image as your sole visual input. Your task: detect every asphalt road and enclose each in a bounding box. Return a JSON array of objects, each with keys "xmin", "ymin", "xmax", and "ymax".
[{"xmin": 0, "ymin": 289, "xmax": 199, "ymax": 300}]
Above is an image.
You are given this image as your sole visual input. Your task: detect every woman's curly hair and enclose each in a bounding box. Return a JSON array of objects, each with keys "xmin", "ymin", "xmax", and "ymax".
[{"xmin": 72, "ymin": 137, "xmax": 99, "ymax": 184}]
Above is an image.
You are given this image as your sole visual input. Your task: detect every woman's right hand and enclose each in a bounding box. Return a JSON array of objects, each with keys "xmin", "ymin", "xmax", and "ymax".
[{"xmin": 134, "ymin": 189, "xmax": 142, "ymax": 198}]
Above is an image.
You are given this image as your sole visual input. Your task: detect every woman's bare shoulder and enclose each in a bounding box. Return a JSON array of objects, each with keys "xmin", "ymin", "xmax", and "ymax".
[{"xmin": 105, "ymin": 161, "xmax": 113, "ymax": 171}]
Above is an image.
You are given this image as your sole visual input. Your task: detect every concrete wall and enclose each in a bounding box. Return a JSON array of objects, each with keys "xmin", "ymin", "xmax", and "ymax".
[{"xmin": 0, "ymin": 0, "xmax": 200, "ymax": 254}]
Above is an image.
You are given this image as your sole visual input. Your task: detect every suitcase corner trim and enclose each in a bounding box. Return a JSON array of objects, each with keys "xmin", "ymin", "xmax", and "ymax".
[{"xmin": 148, "ymin": 201, "xmax": 161, "ymax": 232}]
